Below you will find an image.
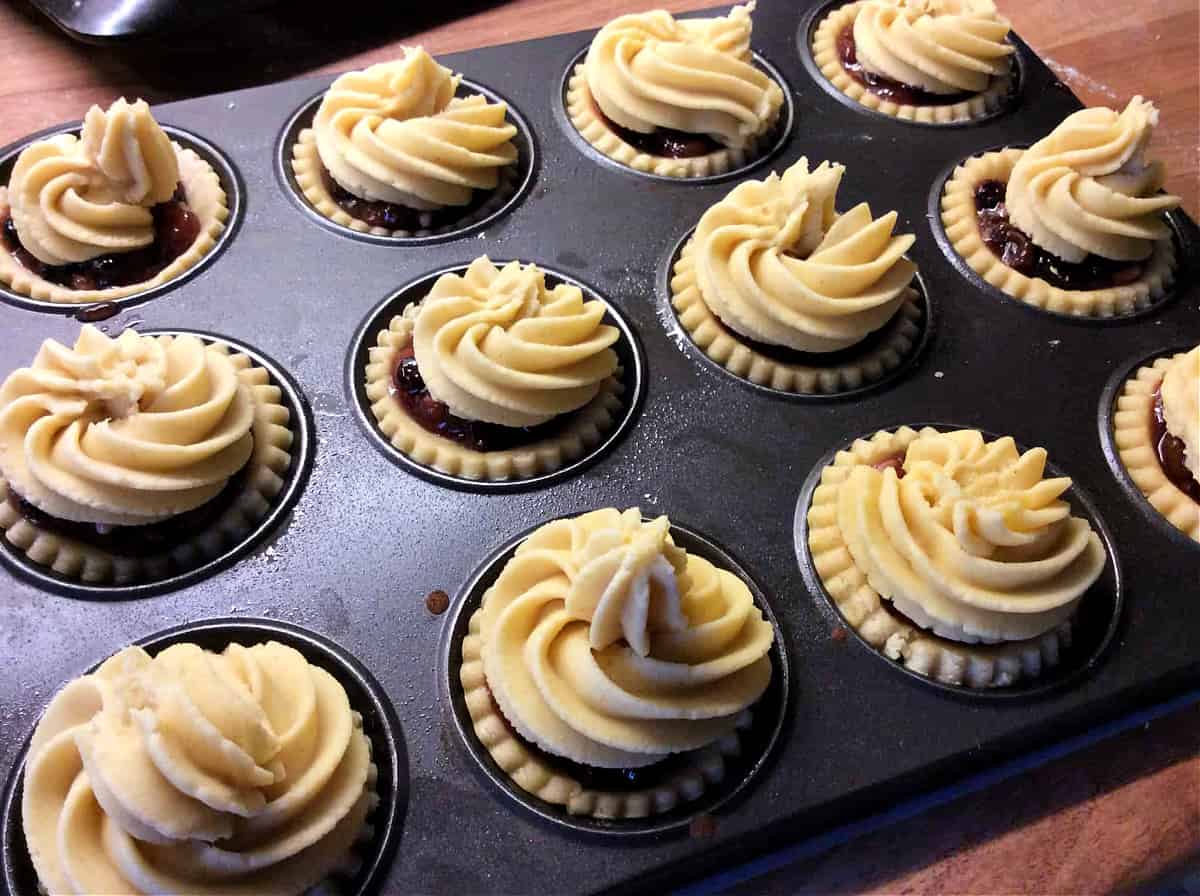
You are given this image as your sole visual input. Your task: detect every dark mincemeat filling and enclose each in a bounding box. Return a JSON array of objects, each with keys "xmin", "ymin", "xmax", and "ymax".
[
  {"xmin": 8, "ymin": 469, "xmax": 246, "ymax": 558},
  {"xmin": 706, "ymin": 283, "xmax": 911, "ymax": 368},
  {"xmin": 1, "ymin": 184, "xmax": 200, "ymax": 291},
  {"xmin": 836, "ymin": 25, "xmax": 978, "ymax": 107},
  {"xmin": 871, "ymin": 453, "xmax": 906, "ymax": 477},
  {"xmin": 590, "ymin": 101, "xmax": 723, "ymax": 159},
  {"xmin": 320, "ymin": 166, "xmax": 490, "ymax": 232},
  {"xmin": 390, "ymin": 346, "xmax": 570, "ymax": 453},
  {"xmin": 973, "ymin": 179, "xmax": 1146, "ymax": 291},
  {"xmin": 1151, "ymin": 385, "xmax": 1200, "ymax": 504}
]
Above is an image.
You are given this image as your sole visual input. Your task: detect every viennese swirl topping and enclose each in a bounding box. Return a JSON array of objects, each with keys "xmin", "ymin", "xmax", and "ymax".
[
  {"xmin": 0, "ymin": 326, "xmax": 254, "ymax": 526},
  {"xmin": 852, "ymin": 0, "xmax": 1013, "ymax": 95},
  {"xmin": 478, "ymin": 508, "xmax": 774, "ymax": 767},
  {"xmin": 693, "ymin": 157, "xmax": 916, "ymax": 352},
  {"xmin": 837, "ymin": 430, "xmax": 1106, "ymax": 643},
  {"xmin": 1161, "ymin": 346, "xmax": 1200, "ymax": 481},
  {"xmin": 314, "ymin": 47, "xmax": 518, "ymax": 210},
  {"xmin": 1006, "ymin": 97, "xmax": 1181, "ymax": 263},
  {"xmin": 22, "ymin": 641, "xmax": 373, "ymax": 895},
  {"xmin": 585, "ymin": 3, "xmax": 783, "ymax": 149},
  {"xmin": 8, "ymin": 98, "xmax": 180, "ymax": 266},
  {"xmin": 411, "ymin": 257, "xmax": 620, "ymax": 428}
]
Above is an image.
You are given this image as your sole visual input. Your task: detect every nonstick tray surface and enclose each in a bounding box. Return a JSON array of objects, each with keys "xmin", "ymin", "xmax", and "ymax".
[{"xmin": 1, "ymin": 0, "xmax": 1198, "ymax": 892}]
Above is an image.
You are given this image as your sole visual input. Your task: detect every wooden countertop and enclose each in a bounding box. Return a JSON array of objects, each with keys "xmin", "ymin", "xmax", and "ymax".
[
  {"xmin": 2, "ymin": 0, "xmax": 1197, "ymax": 215},
  {"xmin": 1, "ymin": 0, "xmax": 1197, "ymax": 892}
]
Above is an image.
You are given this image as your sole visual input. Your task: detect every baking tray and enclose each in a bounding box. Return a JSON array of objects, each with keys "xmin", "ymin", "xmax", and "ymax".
[{"xmin": 1, "ymin": 0, "xmax": 1199, "ymax": 891}]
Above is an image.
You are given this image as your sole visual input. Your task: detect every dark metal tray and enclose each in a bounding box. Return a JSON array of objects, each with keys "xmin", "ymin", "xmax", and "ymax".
[{"xmin": 1, "ymin": 0, "xmax": 1198, "ymax": 892}]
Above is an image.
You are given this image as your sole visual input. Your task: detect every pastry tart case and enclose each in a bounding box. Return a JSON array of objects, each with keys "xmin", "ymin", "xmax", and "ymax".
[{"xmin": 1, "ymin": 0, "xmax": 1198, "ymax": 892}]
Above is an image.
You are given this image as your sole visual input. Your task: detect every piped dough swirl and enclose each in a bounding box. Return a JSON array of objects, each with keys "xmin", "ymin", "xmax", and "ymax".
[
  {"xmin": 852, "ymin": 0, "xmax": 1014, "ymax": 95},
  {"xmin": 313, "ymin": 47, "xmax": 518, "ymax": 210},
  {"xmin": 1006, "ymin": 97, "xmax": 1181, "ymax": 263},
  {"xmin": 21, "ymin": 641, "xmax": 373, "ymax": 895},
  {"xmin": 584, "ymin": 2, "xmax": 783, "ymax": 149},
  {"xmin": 412, "ymin": 257, "xmax": 620, "ymax": 428},
  {"xmin": 478, "ymin": 508, "xmax": 774, "ymax": 767},
  {"xmin": 1161, "ymin": 345, "xmax": 1200, "ymax": 481},
  {"xmin": 693, "ymin": 157, "xmax": 917, "ymax": 352},
  {"xmin": 0, "ymin": 325, "xmax": 255, "ymax": 527},
  {"xmin": 8, "ymin": 98, "xmax": 180, "ymax": 266},
  {"xmin": 837, "ymin": 429, "xmax": 1106, "ymax": 643}
]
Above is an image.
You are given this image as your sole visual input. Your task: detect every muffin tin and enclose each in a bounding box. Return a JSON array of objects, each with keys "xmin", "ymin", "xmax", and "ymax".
[{"xmin": 0, "ymin": 0, "xmax": 1198, "ymax": 892}]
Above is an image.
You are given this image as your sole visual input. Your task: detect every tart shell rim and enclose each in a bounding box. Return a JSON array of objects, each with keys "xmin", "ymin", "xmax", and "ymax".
[
  {"xmin": 938, "ymin": 147, "xmax": 1177, "ymax": 318},
  {"xmin": 1, "ymin": 616, "xmax": 399, "ymax": 896},
  {"xmin": 458, "ymin": 606, "xmax": 753, "ymax": 823},
  {"xmin": 364, "ymin": 312, "xmax": 626, "ymax": 484},
  {"xmin": 564, "ymin": 60, "xmax": 787, "ymax": 181},
  {"xmin": 1109, "ymin": 351, "xmax": 1200, "ymax": 543},
  {"xmin": 0, "ymin": 140, "xmax": 229, "ymax": 306},
  {"xmin": 668, "ymin": 235, "xmax": 927, "ymax": 396},
  {"xmin": 0, "ymin": 335, "xmax": 300, "ymax": 591},
  {"xmin": 808, "ymin": 1, "xmax": 1018, "ymax": 125},
  {"xmin": 801, "ymin": 424, "xmax": 1109, "ymax": 691},
  {"xmin": 289, "ymin": 119, "xmax": 523, "ymax": 241}
]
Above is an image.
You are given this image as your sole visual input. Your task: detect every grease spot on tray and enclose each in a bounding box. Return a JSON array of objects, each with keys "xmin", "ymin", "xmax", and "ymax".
[
  {"xmin": 316, "ymin": 587, "xmax": 351, "ymax": 634},
  {"xmin": 556, "ymin": 251, "xmax": 588, "ymax": 269}
]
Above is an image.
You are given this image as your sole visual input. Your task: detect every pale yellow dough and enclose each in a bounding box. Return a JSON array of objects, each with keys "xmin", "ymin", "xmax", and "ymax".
[
  {"xmin": 1006, "ymin": 98, "xmax": 1179, "ymax": 264},
  {"xmin": 461, "ymin": 508, "xmax": 774, "ymax": 818},
  {"xmin": 853, "ymin": 0, "xmax": 1012, "ymax": 94},
  {"xmin": 413, "ymin": 258, "xmax": 619, "ymax": 427},
  {"xmin": 365, "ymin": 258, "xmax": 626, "ymax": 482},
  {"xmin": 940, "ymin": 148, "xmax": 1176, "ymax": 316},
  {"xmin": 1160, "ymin": 346, "xmax": 1200, "ymax": 482},
  {"xmin": 941, "ymin": 98, "xmax": 1181, "ymax": 316},
  {"xmin": 10, "ymin": 99, "xmax": 178, "ymax": 265},
  {"xmin": 807, "ymin": 427, "xmax": 1108, "ymax": 688},
  {"xmin": 670, "ymin": 157, "xmax": 925, "ymax": 393},
  {"xmin": 0, "ymin": 328, "xmax": 295, "ymax": 585},
  {"xmin": 291, "ymin": 47, "xmax": 518, "ymax": 234},
  {"xmin": 811, "ymin": 1, "xmax": 1015, "ymax": 124},
  {"xmin": 0, "ymin": 327, "xmax": 256, "ymax": 527},
  {"xmin": 690, "ymin": 157, "xmax": 917, "ymax": 352},
  {"xmin": 1112, "ymin": 349, "xmax": 1200, "ymax": 542},
  {"xmin": 0, "ymin": 98, "xmax": 228, "ymax": 305},
  {"xmin": 21, "ymin": 640, "xmax": 376, "ymax": 895},
  {"xmin": 567, "ymin": 3, "xmax": 784, "ymax": 178}
]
